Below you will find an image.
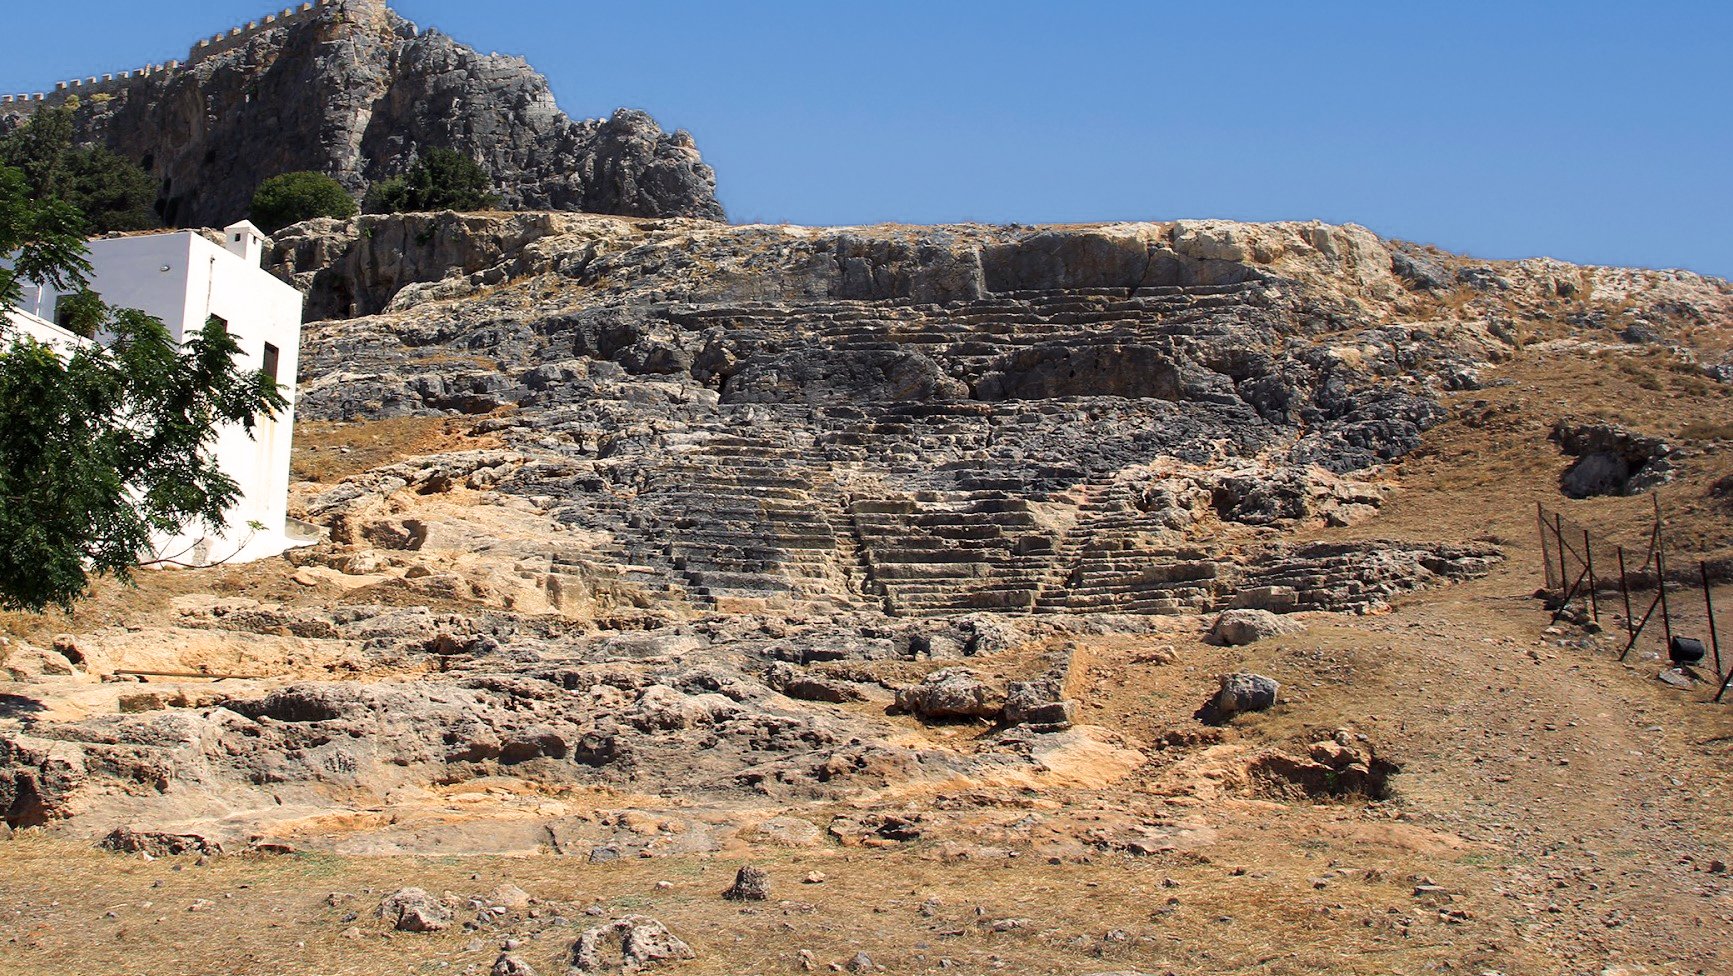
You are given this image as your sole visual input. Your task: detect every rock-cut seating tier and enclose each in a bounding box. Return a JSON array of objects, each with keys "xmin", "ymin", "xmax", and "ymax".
[{"xmin": 293, "ymin": 229, "xmax": 1498, "ymax": 619}]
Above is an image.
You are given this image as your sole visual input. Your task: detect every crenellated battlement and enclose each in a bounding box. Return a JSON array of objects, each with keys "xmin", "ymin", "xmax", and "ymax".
[
  {"xmin": 1, "ymin": 1, "xmax": 343, "ymax": 115},
  {"xmin": 186, "ymin": 1, "xmax": 334, "ymax": 66}
]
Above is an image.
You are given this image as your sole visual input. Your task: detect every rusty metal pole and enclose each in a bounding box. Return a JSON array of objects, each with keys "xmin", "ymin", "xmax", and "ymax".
[
  {"xmin": 1555, "ymin": 513, "xmax": 1569, "ymax": 606},
  {"xmin": 1703, "ymin": 561, "xmax": 1722, "ymax": 678},
  {"xmin": 1538, "ymin": 503, "xmax": 1553, "ymax": 589},
  {"xmin": 1618, "ymin": 546, "xmax": 1634, "ymax": 641},
  {"xmin": 1584, "ymin": 528, "xmax": 1599, "ymax": 620},
  {"xmin": 1653, "ymin": 493, "xmax": 1663, "ymax": 550},
  {"xmin": 1658, "ymin": 549, "xmax": 1673, "ymax": 651}
]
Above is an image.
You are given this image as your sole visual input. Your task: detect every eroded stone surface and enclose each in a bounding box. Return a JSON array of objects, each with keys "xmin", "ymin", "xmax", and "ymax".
[{"xmin": 40, "ymin": 214, "xmax": 1733, "ymax": 848}]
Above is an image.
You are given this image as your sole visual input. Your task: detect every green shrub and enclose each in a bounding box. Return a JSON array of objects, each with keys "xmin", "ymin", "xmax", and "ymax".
[
  {"xmin": 249, "ymin": 171, "xmax": 358, "ymax": 234},
  {"xmin": 364, "ymin": 148, "xmax": 498, "ymax": 214},
  {"xmin": 0, "ymin": 104, "xmax": 160, "ymax": 233}
]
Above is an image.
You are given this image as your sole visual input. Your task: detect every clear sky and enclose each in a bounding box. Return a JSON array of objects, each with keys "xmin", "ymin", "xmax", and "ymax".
[{"xmin": 6, "ymin": 1, "xmax": 1730, "ymax": 278}]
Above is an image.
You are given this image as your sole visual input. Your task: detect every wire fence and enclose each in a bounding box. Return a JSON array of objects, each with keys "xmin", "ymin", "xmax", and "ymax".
[{"xmin": 1536, "ymin": 500, "xmax": 1732, "ymax": 702}]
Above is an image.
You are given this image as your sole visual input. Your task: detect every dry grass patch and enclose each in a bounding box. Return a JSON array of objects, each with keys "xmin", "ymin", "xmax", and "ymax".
[
  {"xmin": 0, "ymin": 830, "xmax": 1536, "ymax": 976},
  {"xmin": 292, "ymin": 416, "xmax": 499, "ymax": 484}
]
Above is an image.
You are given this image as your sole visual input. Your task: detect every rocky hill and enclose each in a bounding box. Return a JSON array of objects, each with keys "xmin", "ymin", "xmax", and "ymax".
[
  {"xmin": 4, "ymin": 212, "xmax": 1733, "ymax": 975},
  {"xmin": 0, "ymin": 0, "xmax": 722, "ymax": 226}
]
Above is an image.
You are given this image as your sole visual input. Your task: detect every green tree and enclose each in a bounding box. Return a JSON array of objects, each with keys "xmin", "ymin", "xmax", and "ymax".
[
  {"xmin": 0, "ymin": 104, "xmax": 161, "ymax": 233},
  {"xmin": 63, "ymin": 145, "xmax": 161, "ymax": 232},
  {"xmin": 250, "ymin": 171, "xmax": 359, "ymax": 234},
  {"xmin": 0, "ymin": 166, "xmax": 88, "ymax": 308},
  {"xmin": 364, "ymin": 148, "xmax": 499, "ymax": 214},
  {"xmin": 0, "ymin": 166, "xmax": 286, "ymax": 612}
]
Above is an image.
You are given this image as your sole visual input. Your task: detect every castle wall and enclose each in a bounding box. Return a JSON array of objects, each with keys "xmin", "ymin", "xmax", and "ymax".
[{"xmin": 1, "ymin": 2, "xmax": 338, "ymax": 115}]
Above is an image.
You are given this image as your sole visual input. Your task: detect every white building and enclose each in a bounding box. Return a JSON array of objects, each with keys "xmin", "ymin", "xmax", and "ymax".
[{"xmin": 6, "ymin": 221, "xmax": 312, "ymax": 566}]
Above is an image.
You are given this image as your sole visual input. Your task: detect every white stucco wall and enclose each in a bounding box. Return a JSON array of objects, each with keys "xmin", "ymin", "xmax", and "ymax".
[
  {"xmin": 14, "ymin": 226, "xmax": 308, "ymax": 566},
  {"xmin": 2, "ymin": 305, "xmax": 94, "ymax": 356}
]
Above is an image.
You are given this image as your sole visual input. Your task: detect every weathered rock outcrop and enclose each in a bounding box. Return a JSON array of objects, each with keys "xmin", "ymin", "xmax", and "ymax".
[
  {"xmin": 17, "ymin": 212, "xmax": 1729, "ymax": 847},
  {"xmin": 270, "ymin": 215, "xmax": 1506, "ymax": 620},
  {"xmin": 0, "ymin": 0, "xmax": 721, "ymax": 227},
  {"xmin": 1552, "ymin": 420, "xmax": 1678, "ymax": 497}
]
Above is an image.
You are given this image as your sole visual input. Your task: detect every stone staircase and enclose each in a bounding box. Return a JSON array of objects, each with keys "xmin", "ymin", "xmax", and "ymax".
[
  {"xmin": 665, "ymin": 281, "xmax": 1276, "ymax": 390},
  {"xmin": 850, "ymin": 492, "xmax": 1062, "ymax": 616},
  {"xmin": 1033, "ymin": 482, "xmax": 1227, "ymax": 615},
  {"xmin": 512, "ymin": 280, "xmax": 1495, "ymax": 619}
]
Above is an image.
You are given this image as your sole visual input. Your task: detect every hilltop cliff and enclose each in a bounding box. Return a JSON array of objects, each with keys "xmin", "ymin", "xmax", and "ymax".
[{"xmin": 0, "ymin": 0, "xmax": 722, "ymax": 227}]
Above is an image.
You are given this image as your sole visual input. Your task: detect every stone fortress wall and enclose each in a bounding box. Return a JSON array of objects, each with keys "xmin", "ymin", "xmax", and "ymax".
[{"xmin": 1, "ymin": 1, "xmax": 339, "ymax": 112}]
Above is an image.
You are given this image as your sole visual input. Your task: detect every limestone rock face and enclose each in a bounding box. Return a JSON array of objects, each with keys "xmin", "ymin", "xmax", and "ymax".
[
  {"xmin": 3, "ymin": 0, "xmax": 722, "ymax": 227},
  {"xmin": 1552, "ymin": 420, "xmax": 1677, "ymax": 497},
  {"xmin": 46, "ymin": 213, "xmax": 1733, "ymax": 848}
]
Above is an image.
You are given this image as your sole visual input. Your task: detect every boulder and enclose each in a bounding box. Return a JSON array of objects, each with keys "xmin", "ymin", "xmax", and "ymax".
[
  {"xmin": 2, "ymin": 642, "xmax": 80, "ymax": 681},
  {"xmin": 765, "ymin": 663, "xmax": 866, "ymax": 704},
  {"xmin": 377, "ymin": 887, "xmax": 452, "ymax": 933},
  {"xmin": 723, "ymin": 864, "xmax": 770, "ymax": 901},
  {"xmin": 570, "ymin": 915, "xmax": 695, "ymax": 973},
  {"xmin": 1552, "ymin": 421, "xmax": 1677, "ymax": 497},
  {"xmin": 1210, "ymin": 609, "xmax": 1304, "ymax": 646},
  {"xmin": 894, "ymin": 668, "xmax": 1003, "ymax": 721},
  {"xmin": 490, "ymin": 883, "xmax": 533, "ymax": 911},
  {"xmin": 1200, "ymin": 673, "xmax": 1280, "ymax": 724},
  {"xmin": 493, "ymin": 954, "xmax": 541, "ymax": 976},
  {"xmin": 1002, "ymin": 681, "xmax": 1076, "ymax": 729},
  {"xmin": 1245, "ymin": 729, "xmax": 1399, "ymax": 799}
]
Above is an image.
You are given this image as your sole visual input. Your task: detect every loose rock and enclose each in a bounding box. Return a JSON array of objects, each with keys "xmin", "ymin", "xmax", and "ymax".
[
  {"xmin": 724, "ymin": 865, "xmax": 771, "ymax": 901},
  {"xmin": 377, "ymin": 887, "xmax": 452, "ymax": 933},
  {"xmin": 570, "ymin": 915, "xmax": 695, "ymax": 973},
  {"xmin": 1210, "ymin": 609, "xmax": 1304, "ymax": 646},
  {"xmin": 895, "ymin": 668, "xmax": 1003, "ymax": 721},
  {"xmin": 1199, "ymin": 673, "xmax": 1281, "ymax": 724},
  {"xmin": 493, "ymin": 954, "xmax": 540, "ymax": 976}
]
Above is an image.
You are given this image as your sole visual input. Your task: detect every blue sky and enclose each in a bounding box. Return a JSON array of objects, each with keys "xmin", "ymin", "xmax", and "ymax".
[{"xmin": 6, "ymin": 1, "xmax": 1730, "ymax": 278}]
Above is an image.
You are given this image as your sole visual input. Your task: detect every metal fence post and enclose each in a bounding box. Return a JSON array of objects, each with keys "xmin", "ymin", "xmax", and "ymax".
[
  {"xmin": 1658, "ymin": 549, "xmax": 1673, "ymax": 651},
  {"xmin": 1618, "ymin": 546, "xmax": 1633, "ymax": 641},
  {"xmin": 1545, "ymin": 502, "xmax": 1559, "ymax": 589},
  {"xmin": 1555, "ymin": 513, "xmax": 1569, "ymax": 606},
  {"xmin": 1584, "ymin": 528, "xmax": 1598, "ymax": 620},
  {"xmin": 1703, "ymin": 561, "xmax": 1722, "ymax": 678}
]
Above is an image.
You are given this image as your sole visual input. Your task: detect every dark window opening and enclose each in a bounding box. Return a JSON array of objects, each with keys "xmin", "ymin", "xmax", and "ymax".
[
  {"xmin": 263, "ymin": 343, "xmax": 280, "ymax": 384},
  {"xmin": 207, "ymin": 314, "xmax": 228, "ymax": 334},
  {"xmin": 233, "ymin": 234, "xmax": 243, "ymax": 242}
]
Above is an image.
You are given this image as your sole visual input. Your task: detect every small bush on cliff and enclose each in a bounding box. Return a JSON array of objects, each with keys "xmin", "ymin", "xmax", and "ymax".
[
  {"xmin": 364, "ymin": 148, "xmax": 499, "ymax": 215},
  {"xmin": 250, "ymin": 171, "xmax": 359, "ymax": 234},
  {"xmin": 0, "ymin": 104, "xmax": 160, "ymax": 233},
  {"xmin": 0, "ymin": 167, "xmax": 286, "ymax": 613}
]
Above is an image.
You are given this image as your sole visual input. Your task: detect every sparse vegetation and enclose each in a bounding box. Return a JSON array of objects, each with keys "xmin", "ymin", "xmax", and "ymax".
[
  {"xmin": 0, "ymin": 104, "xmax": 160, "ymax": 233},
  {"xmin": 363, "ymin": 148, "xmax": 499, "ymax": 215},
  {"xmin": 249, "ymin": 171, "xmax": 358, "ymax": 234}
]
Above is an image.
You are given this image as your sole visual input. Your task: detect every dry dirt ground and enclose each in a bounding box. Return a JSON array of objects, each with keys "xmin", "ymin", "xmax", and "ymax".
[{"xmin": 4, "ymin": 340, "xmax": 1733, "ymax": 976}]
